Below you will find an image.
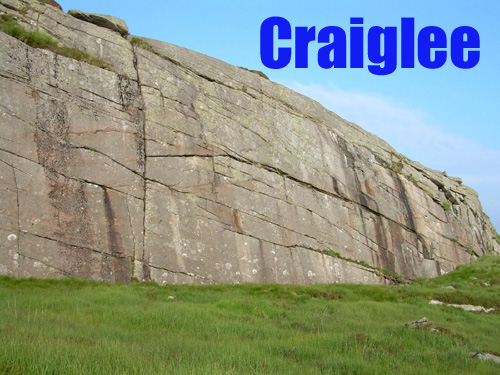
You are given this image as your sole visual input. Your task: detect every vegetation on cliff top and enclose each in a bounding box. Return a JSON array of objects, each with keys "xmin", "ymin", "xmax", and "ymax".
[
  {"xmin": 129, "ymin": 37, "xmax": 156, "ymax": 53},
  {"xmin": 1, "ymin": 255, "xmax": 499, "ymax": 374},
  {"xmin": 0, "ymin": 14, "xmax": 112, "ymax": 71}
]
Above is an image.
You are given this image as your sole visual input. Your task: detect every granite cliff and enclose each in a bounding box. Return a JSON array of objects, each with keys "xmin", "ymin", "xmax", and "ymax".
[{"xmin": 1, "ymin": 0, "xmax": 498, "ymax": 285}]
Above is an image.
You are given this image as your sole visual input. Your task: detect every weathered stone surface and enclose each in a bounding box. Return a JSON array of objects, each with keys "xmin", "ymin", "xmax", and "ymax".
[
  {"xmin": 2, "ymin": 0, "xmax": 137, "ymax": 79},
  {"xmin": 45, "ymin": 0, "xmax": 62, "ymax": 11},
  {"xmin": 405, "ymin": 317, "xmax": 433, "ymax": 328},
  {"xmin": 429, "ymin": 300, "xmax": 496, "ymax": 313},
  {"xmin": 68, "ymin": 9, "xmax": 128, "ymax": 36},
  {"xmin": 0, "ymin": 0, "xmax": 498, "ymax": 285},
  {"xmin": 470, "ymin": 352, "xmax": 500, "ymax": 364}
]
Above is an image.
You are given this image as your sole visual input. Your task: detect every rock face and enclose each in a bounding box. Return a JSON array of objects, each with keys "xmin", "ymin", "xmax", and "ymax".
[
  {"xmin": 0, "ymin": 0, "xmax": 498, "ymax": 284},
  {"xmin": 44, "ymin": 0, "xmax": 62, "ymax": 11}
]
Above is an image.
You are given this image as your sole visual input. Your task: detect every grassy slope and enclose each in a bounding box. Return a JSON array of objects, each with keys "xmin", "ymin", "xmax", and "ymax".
[{"xmin": 1, "ymin": 256, "xmax": 499, "ymax": 375}]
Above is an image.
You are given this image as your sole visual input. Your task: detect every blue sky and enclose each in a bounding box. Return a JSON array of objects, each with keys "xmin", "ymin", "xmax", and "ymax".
[{"xmin": 57, "ymin": 0, "xmax": 500, "ymax": 230}]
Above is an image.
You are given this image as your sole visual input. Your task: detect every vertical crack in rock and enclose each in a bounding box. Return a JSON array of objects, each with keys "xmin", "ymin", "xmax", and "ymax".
[
  {"xmin": 103, "ymin": 189, "xmax": 130, "ymax": 283},
  {"xmin": 23, "ymin": 45, "xmax": 33, "ymax": 83},
  {"xmin": 124, "ymin": 196, "xmax": 137, "ymax": 276},
  {"xmin": 373, "ymin": 215, "xmax": 394, "ymax": 272},
  {"xmin": 13, "ymin": 166, "xmax": 20, "ymax": 274},
  {"xmin": 211, "ymin": 155, "xmax": 220, "ymax": 201},
  {"xmin": 4, "ymin": 159, "xmax": 21, "ymax": 276},
  {"xmin": 130, "ymin": 44, "xmax": 150, "ymax": 280}
]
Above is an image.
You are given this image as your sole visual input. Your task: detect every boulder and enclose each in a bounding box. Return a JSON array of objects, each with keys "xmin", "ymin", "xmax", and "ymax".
[
  {"xmin": 405, "ymin": 317, "xmax": 434, "ymax": 328},
  {"xmin": 429, "ymin": 300, "xmax": 495, "ymax": 313},
  {"xmin": 68, "ymin": 9, "xmax": 128, "ymax": 36},
  {"xmin": 470, "ymin": 352, "xmax": 500, "ymax": 364}
]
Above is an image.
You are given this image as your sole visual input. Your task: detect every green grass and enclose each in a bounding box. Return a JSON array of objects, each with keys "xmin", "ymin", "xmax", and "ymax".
[
  {"xmin": 406, "ymin": 174, "xmax": 420, "ymax": 187},
  {"xmin": 386, "ymin": 161, "xmax": 404, "ymax": 174},
  {"xmin": 130, "ymin": 37, "xmax": 156, "ymax": 53},
  {"xmin": 0, "ymin": 14, "xmax": 112, "ymax": 71},
  {"xmin": 442, "ymin": 202, "xmax": 452, "ymax": 211},
  {"xmin": 1, "ymin": 256, "xmax": 499, "ymax": 374}
]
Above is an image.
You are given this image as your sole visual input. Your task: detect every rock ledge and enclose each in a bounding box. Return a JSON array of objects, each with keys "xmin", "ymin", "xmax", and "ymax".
[{"xmin": 68, "ymin": 9, "xmax": 128, "ymax": 36}]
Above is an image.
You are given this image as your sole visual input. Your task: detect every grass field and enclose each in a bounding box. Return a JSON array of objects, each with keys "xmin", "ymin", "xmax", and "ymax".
[{"xmin": 1, "ymin": 256, "xmax": 499, "ymax": 374}]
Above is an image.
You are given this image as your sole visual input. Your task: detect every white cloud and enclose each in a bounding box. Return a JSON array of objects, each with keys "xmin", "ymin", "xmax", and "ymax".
[{"xmin": 282, "ymin": 81, "xmax": 500, "ymax": 229}]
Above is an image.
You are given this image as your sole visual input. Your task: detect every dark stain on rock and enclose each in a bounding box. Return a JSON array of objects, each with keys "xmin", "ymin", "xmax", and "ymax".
[
  {"xmin": 118, "ymin": 73, "xmax": 145, "ymax": 174},
  {"xmin": 356, "ymin": 177, "xmax": 379, "ymax": 212},
  {"xmin": 337, "ymin": 138, "xmax": 378, "ymax": 212},
  {"xmin": 142, "ymin": 261, "xmax": 152, "ymax": 281},
  {"xmin": 52, "ymin": 53, "xmax": 59, "ymax": 84},
  {"xmin": 35, "ymin": 98, "xmax": 70, "ymax": 172},
  {"xmin": 35, "ymin": 99, "xmax": 92, "ymax": 251},
  {"xmin": 363, "ymin": 179, "xmax": 374, "ymax": 196},
  {"xmin": 132, "ymin": 102, "xmax": 145, "ymax": 174},
  {"xmin": 24, "ymin": 46, "xmax": 33, "ymax": 81},
  {"xmin": 419, "ymin": 234, "xmax": 433, "ymax": 260},
  {"xmin": 35, "ymin": 133, "xmax": 70, "ymax": 173},
  {"xmin": 103, "ymin": 189, "xmax": 130, "ymax": 283},
  {"xmin": 118, "ymin": 75, "xmax": 138, "ymax": 110},
  {"xmin": 212, "ymin": 172, "xmax": 221, "ymax": 200},
  {"xmin": 331, "ymin": 177, "xmax": 340, "ymax": 196},
  {"xmin": 36, "ymin": 98, "xmax": 69, "ymax": 137},
  {"xmin": 358, "ymin": 207, "xmax": 369, "ymax": 240},
  {"xmin": 393, "ymin": 174, "xmax": 416, "ymax": 233},
  {"xmin": 50, "ymin": 177, "xmax": 92, "ymax": 244},
  {"xmin": 337, "ymin": 138, "xmax": 355, "ymax": 169},
  {"xmin": 231, "ymin": 208, "xmax": 244, "ymax": 234},
  {"xmin": 31, "ymin": 90, "xmax": 41, "ymax": 101},
  {"xmin": 435, "ymin": 260, "xmax": 442, "ymax": 276},
  {"xmin": 34, "ymin": 99, "xmax": 70, "ymax": 174},
  {"xmin": 374, "ymin": 216, "xmax": 395, "ymax": 272},
  {"xmin": 61, "ymin": 242, "xmax": 92, "ymax": 278}
]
